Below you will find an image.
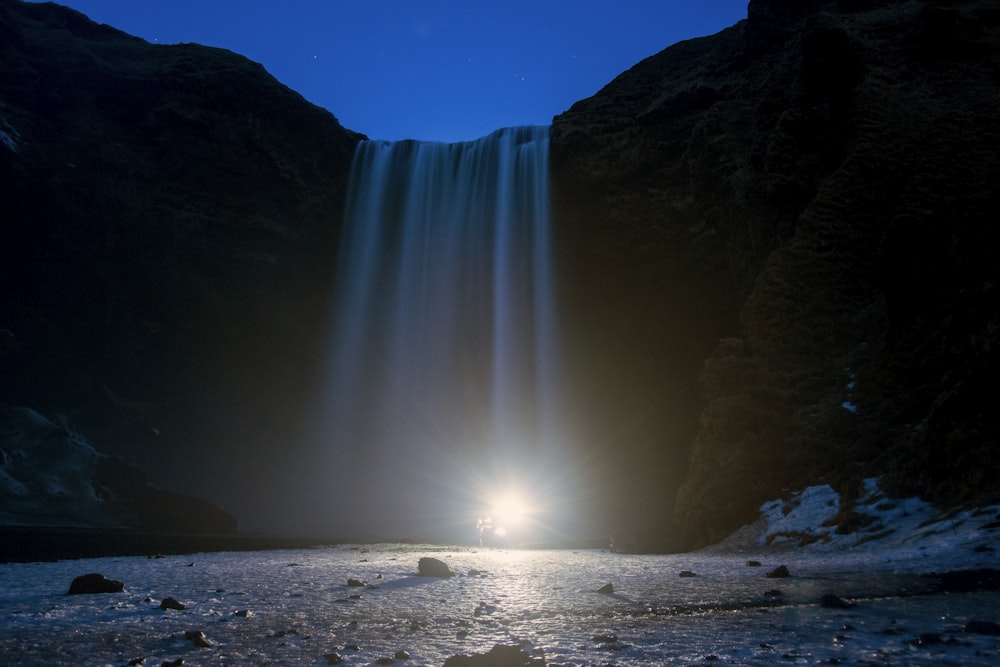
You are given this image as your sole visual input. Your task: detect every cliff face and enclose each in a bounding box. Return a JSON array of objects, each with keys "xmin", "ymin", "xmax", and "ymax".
[
  {"xmin": 0, "ymin": 0, "xmax": 362, "ymax": 526},
  {"xmin": 0, "ymin": 406, "xmax": 237, "ymax": 533},
  {"xmin": 551, "ymin": 0, "xmax": 1000, "ymax": 546},
  {"xmin": 3, "ymin": 0, "xmax": 998, "ymax": 545}
]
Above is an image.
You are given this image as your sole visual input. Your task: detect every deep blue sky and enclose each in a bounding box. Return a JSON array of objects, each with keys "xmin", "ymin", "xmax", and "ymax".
[{"xmin": 47, "ymin": 1, "xmax": 747, "ymax": 142}]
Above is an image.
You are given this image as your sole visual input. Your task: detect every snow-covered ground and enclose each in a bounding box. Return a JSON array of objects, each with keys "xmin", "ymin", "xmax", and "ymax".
[{"xmin": 1, "ymin": 479, "xmax": 998, "ymax": 666}]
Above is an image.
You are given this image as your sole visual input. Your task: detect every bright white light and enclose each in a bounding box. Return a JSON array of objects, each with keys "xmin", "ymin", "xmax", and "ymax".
[{"xmin": 490, "ymin": 489, "xmax": 532, "ymax": 528}]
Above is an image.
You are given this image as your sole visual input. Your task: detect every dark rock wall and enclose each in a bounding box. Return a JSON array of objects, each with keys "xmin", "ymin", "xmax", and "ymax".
[
  {"xmin": 3, "ymin": 0, "xmax": 998, "ymax": 545},
  {"xmin": 0, "ymin": 0, "xmax": 362, "ymax": 519},
  {"xmin": 551, "ymin": 0, "xmax": 1000, "ymax": 547},
  {"xmin": 0, "ymin": 406, "xmax": 237, "ymax": 533}
]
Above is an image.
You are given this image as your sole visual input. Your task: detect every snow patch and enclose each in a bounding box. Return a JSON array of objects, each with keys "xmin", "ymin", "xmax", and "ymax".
[{"xmin": 747, "ymin": 477, "xmax": 1000, "ymax": 572}]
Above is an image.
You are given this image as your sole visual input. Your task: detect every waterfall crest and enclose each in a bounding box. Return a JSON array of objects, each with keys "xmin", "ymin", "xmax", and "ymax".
[{"xmin": 317, "ymin": 126, "xmax": 563, "ymax": 540}]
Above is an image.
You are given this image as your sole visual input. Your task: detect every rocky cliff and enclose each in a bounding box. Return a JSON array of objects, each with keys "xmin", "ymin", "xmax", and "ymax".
[
  {"xmin": 2, "ymin": 0, "xmax": 998, "ymax": 546},
  {"xmin": 0, "ymin": 406, "xmax": 237, "ymax": 532},
  {"xmin": 0, "ymin": 0, "xmax": 362, "ymax": 529},
  {"xmin": 551, "ymin": 0, "xmax": 1000, "ymax": 546}
]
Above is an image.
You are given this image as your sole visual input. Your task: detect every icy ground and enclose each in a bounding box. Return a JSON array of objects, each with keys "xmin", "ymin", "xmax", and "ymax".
[{"xmin": 1, "ymin": 480, "xmax": 998, "ymax": 666}]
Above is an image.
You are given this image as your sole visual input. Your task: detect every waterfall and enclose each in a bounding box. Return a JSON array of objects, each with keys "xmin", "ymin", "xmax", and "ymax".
[{"xmin": 316, "ymin": 126, "xmax": 565, "ymax": 541}]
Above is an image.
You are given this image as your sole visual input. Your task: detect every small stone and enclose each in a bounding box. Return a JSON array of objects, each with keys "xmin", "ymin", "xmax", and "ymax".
[
  {"xmin": 128, "ymin": 659, "xmax": 146, "ymax": 666},
  {"xmin": 597, "ymin": 583, "xmax": 614, "ymax": 594},
  {"xmin": 473, "ymin": 602, "xmax": 497, "ymax": 616},
  {"xmin": 765, "ymin": 565, "xmax": 791, "ymax": 578},
  {"xmin": 68, "ymin": 573, "xmax": 124, "ymax": 595},
  {"xmin": 374, "ymin": 658, "xmax": 395, "ymax": 665},
  {"xmin": 821, "ymin": 594, "xmax": 854, "ymax": 608},
  {"xmin": 965, "ymin": 620, "xmax": 1000, "ymax": 635},
  {"xmin": 233, "ymin": 609, "xmax": 253, "ymax": 617},
  {"xmin": 160, "ymin": 597, "xmax": 186, "ymax": 611},
  {"xmin": 323, "ymin": 653, "xmax": 343, "ymax": 665},
  {"xmin": 592, "ymin": 634, "xmax": 618, "ymax": 643},
  {"xmin": 913, "ymin": 632, "xmax": 944, "ymax": 647},
  {"xmin": 347, "ymin": 578, "xmax": 367, "ymax": 587},
  {"xmin": 763, "ymin": 589, "xmax": 783, "ymax": 598},
  {"xmin": 394, "ymin": 649, "xmax": 411, "ymax": 660},
  {"xmin": 349, "ymin": 594, "xmax": 362, "ymax": 600},
  {"xmin": 679, "ymin": 570, "xmax": 697, "ymax": 578},
  {"xmin": 747, "ymin": 560, "xmax": 762, "ymax": 567},
  {"xmin": 184, "ymin": 630, "xmax": 211, "ymax": 648},
  {"xmin": 161, "ymin": 660, "xmax": 184, "ymax": 667}
]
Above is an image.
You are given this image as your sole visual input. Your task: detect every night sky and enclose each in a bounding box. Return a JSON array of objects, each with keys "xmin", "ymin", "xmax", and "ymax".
[{"xmin": 41, "ymin": 1, "xmax": 747, "ymax": 142}]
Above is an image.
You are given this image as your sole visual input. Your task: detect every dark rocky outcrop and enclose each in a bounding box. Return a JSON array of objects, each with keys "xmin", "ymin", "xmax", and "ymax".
[
  {"xmin": 0, "ymin": 405, "xmax": 236, "ymax": 533},
  {"xmin": 551, "ymin": 0, "xmax": 1000, "ymax": 547},
  {"xmin": 0, "ymin": 0, "xmax": 362, "ymax": 532}
]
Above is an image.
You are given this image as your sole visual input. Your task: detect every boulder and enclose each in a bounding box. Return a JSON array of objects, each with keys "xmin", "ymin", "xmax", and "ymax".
[
  {"xmin": 765, "ymin": 565, "xmax": 791, "ymax": 579},
  {"xmin": 417, "ymin": 557, "xmax": 454, "ymax": 578},
  {"xmin": 68, "ymin": 573, "xmax": 124, "ymax": 594}
]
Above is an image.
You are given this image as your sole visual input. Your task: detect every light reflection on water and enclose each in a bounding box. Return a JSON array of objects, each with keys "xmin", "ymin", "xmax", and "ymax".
[{"xmin": 0, "ymin": 544, "xmax": 997, "ymax": 666}]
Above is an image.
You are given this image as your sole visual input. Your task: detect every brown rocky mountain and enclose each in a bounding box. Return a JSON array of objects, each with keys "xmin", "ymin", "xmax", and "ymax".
[{"xmin": 1, "ymin": 0, "xmax": 997, "ymax": 547}]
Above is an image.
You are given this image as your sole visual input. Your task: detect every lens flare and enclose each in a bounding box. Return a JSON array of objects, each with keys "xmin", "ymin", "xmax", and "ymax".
[{"xmin": 490, "ymin": 490, "xmax": 532, "ymax": 528}]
